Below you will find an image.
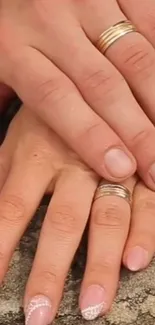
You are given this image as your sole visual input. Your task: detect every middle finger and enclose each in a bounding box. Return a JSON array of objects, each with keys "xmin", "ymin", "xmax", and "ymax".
[{"xmin": 80, "ymin": 176, "xmax": 137, "ymax": 320}]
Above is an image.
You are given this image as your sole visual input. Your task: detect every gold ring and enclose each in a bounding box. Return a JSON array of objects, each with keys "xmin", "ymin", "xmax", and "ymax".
[
  {"xmin": 94, "ymin": 182, "xmax": 132, "ymax": 207},
  {"xmin": 96, "ymin": 20, "xmax": 137, "ymax": 54}
]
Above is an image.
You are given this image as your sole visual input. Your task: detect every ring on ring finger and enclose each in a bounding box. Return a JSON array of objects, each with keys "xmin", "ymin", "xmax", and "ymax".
[{"xmin": 80, "ymin": 177, "xmax": 136, "ymax": 320}]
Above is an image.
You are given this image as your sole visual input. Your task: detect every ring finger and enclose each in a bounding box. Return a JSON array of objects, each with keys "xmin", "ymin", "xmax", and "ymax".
[{"xmin": 80, "ymin": 176, "xmax": 137, "ymax": 320}]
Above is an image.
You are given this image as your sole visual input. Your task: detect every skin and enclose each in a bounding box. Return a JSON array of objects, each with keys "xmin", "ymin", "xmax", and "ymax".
[
  {"xmin": 1, "ymin": 106, "xmax": 155, "ymax": 323},
  {"xmin": 0, "ymin": 1, "xmax": 155, "ymax": 187}
]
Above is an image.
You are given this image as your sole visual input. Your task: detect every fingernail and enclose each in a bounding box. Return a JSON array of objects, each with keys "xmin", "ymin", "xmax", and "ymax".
[
  {"xmin": 149, "ymin": 163, "xmax": 155, "ymax": 184},
  {"xmin": 81, "ymin": 285, "xmax": 106, "ymax": 320},
  {"xmin": 25, "ymin": 295, "xmax": 53, "ymax": 325},
  {"xmin": 104, "ymin": 148, "xmax": 134, "ymax": 178},
  {"xmin": 126, "ymin": 246, "xmax": 148, "ymax": 271}
]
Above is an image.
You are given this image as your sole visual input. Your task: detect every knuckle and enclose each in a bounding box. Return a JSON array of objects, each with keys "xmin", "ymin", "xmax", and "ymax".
[
  {"xmin": 0, "ymin": 194, "xmax": 25, "ymax": 224},
  {"xmin": 49, "ymin": 204, "xmax": 79, "ymax": 234},
  {"xmin": 89, "ymin": 257, "xmax": 117, "ymax": 276},
  {"xmin": 35, "ymin": 269, "xmax": 57, "ymax": 285},
  {"xmin": 130, "ymin": 128, "xmax": 153, "ymax": 150},
  {"xmin": 94, "ymin": 204, "xmax": 124, "ymax": 230},
  {"xmin": 136, "ymin": 198, "xmax": 155, "ymax": 213},
  {"xmin": 122, "ymin": 42, "xmax": 154, "ymax": 76},
  {"xmin": 83, "ymin": 69, "xmax": 112, "ymax": 90},
  {"xmin": 35, "ymin": 77, "xmax": 74, "ymax": 109},
  {"xmin": 78, "ymin": 121, "xmax": 103, "ymax": 144},
  {"xmin": 81, "ymin": 69, "xmax": 122, "ymax": 102}
]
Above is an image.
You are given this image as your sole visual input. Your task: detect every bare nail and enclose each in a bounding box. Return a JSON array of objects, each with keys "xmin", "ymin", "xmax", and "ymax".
[
  {"xmin": 104, "ymin": 148, "xmax": 134, "ymax": 178},
  {"xmin": 126, "ymin": 246, "xmax": 148, "ymax": 271}
]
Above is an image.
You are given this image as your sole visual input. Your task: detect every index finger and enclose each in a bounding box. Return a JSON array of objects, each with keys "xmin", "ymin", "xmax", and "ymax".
[{"xmin": 3, "ymin": 47, "xmax": 136, "ymax": 181}]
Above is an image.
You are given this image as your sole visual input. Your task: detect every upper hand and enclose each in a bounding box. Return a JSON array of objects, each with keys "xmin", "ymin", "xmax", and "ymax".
[{"xmin": 0, "ymin": 1, "xmax": 155, "ymax": 186}]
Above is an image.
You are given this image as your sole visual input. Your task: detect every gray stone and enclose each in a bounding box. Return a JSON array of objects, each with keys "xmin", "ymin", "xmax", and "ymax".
[{"xmin": 1, "ymin": 203, "xmax": 155, "ymax": 325}]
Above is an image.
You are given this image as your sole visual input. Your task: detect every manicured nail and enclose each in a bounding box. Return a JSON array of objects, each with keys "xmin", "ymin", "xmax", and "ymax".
[
  {"xmin": 104, "ymin": 148, "xmax": 134, "ymax": 178},
  {"xmin": 149, "ymin": 163, "xmax": 155, "ymax": 184},
  {"xmin": 25, "ymin": 295, "xmax": 53, "ymax": 325},
  {"xmin": 126, "ymin": 246, "xmax": 148, "ymax": 271},
  {"xmin": 81, "ymin": 285, "xmax": 106, "ymax": 320}
]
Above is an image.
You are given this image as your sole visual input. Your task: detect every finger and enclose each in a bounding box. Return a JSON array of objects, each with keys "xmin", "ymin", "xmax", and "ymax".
[
  {"xmin": 117, "ymin": 1, "xmax": 155, "ymax": 123},
  {"xmin": 118, "ymin": 0, "xmax": 155, "ymax": 47},
  {"xmin": 24, "ymin": 168, "xmax": 98, "ymax": 325},
  {"xmin": 78, "ymin": 0, "xmax": 155, "ymax": 189},
  {"xmin": 36, "ymin": 0, "xmax": 155, "ymax": 189},
  {"xmin": 80, "ymin": 176, "xmax": 137, "ymax": 320},
  {"xmin": 0, "ymin": 150, "xmax": 53, "ymax": 281},
  {"xmin": 3, "ymin": 47, "xmax": 136, "ymax": 181},
  {"xmin": 123, "ymin": 180, "xmax": 155, "ymax": 271}
]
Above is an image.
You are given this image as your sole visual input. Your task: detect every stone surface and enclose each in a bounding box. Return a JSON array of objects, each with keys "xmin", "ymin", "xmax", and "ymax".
[{"xmin": 1, "ymin": 203, "xmax": 155, "ymax": 325}]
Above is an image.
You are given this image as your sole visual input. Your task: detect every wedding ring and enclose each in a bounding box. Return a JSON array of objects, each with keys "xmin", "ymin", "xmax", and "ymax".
[
  {"xmin": 96, "ymin": 20, "xmax": 137, "ymax": 54},
  {"xmin": 94, "ymin": 182, "xmax": 132, "ymax": 207}
]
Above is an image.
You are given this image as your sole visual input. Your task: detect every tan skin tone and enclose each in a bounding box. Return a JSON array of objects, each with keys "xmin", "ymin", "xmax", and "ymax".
[
  {"xmin": 1, "ymin": 1, "xmax": 155, "ymax": 188},
  {"xmin": 1, "ymin": 106, "xmax": 155, "ymax": 323}
]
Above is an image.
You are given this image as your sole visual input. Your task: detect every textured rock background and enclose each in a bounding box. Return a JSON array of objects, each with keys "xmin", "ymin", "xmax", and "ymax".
[{"xmin": 1, "ymin": 203, "xmax": 155, "ymax": 325}]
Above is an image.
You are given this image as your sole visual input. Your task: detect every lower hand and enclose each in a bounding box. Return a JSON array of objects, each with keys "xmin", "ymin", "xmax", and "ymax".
[{"xmin": 0, "ymin": 106, "xmax": 155, "ymax": 325}]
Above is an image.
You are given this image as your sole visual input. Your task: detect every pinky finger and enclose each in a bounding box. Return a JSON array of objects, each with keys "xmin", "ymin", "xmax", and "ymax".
[{"xmin": 123, "ymin": 181, "xmax": 155, "ymax": 271}]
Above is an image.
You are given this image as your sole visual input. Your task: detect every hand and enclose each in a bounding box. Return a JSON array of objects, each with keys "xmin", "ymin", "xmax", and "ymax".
[
  {"xmin": 1, "ymin": 106, "xmax": 155, "ymax": 324},
  {"xmin": 1, "ymin": 1, "xmax": 155, "ymax": 188}
]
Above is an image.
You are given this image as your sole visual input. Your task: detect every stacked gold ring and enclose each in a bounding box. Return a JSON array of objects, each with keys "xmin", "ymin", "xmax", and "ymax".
[
  {"xmin": 96, "ymin": 20, "xmax": 137, "ymax": 54},
  {"xmin": 94, "ymin": 183, "xmax": 132, "ymax": 207}
]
